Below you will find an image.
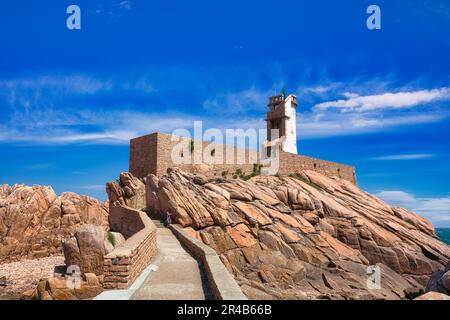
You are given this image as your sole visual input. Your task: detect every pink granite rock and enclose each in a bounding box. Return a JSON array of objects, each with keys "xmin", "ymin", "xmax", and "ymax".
[
  {"xmin": 0, "ymin": 185, "xmax": 108, "ymax": 263},
  {"xmin": 144, "ymin": 168, "xmax": 450, "ymax": 300}
]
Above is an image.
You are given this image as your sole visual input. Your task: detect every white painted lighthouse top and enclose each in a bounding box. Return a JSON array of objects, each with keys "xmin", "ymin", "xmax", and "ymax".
[
  {"xmin": 268, "ymin": 94, "xmax": 298, "ymax": 108},
  {"xmin": 266, "ymin": 93, "xmax": 298, "ymax": 155}
]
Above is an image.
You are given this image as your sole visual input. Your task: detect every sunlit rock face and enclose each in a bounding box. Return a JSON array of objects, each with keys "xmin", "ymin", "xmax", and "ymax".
[
  {"xmin": 145, "ymin": 167, "xmax": 450, "ymax": 300},
  {"xmin": 0, "ymin": 184, "xmax": 108, "ymax": 263}
]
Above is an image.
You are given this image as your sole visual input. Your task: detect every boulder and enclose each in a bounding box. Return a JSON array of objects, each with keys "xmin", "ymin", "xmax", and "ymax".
[
  {"xmin": 193, "ymin": 175, "xmax": 208, "ymax": 185},
  {"xmin": 106, "ymin": 172, "xmax": 146, "ymax": 210},
  {"xmin": 404, "ymin": 286, "xmax": 425, "ymax": 299},
  {"xmin": 63, "ymin": 224, "xmax": 107, "ymax": 275},
  {"xmin": 414, "ymin": 291, "xmax": 450, "ymax": 300},
  {"xmin": 84, "ymin": 273, "xmax": 100, "ymax": 287},
  {"xmin": 21, "ymin": 289, "xmax": 37, "ymax": 300},
  {"xmin": 25, "ymin": 276, "xmax": 103, "ymax": 300}
]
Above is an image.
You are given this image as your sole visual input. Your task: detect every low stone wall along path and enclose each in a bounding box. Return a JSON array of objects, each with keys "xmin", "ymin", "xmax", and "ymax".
[{"xmin": 131, "ymin": 225, "xmax": 211, "ymax": 300}]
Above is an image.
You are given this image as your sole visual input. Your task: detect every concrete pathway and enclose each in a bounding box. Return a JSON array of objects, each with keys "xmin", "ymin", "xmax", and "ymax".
[{"xmin": 131, "ymin": 227, "xmax": 211, "ymax": 300}]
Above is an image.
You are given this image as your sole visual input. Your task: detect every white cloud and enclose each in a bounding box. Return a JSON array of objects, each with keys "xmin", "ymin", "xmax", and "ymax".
[
  {"xmin": 376, "ymin": 190, "xmax": 450, "ymax": 227},
  {"xmin": 314, "ymin": 88, "xmax": 450, "ymax": 112},
  {"xmin": 376, "ymin": 191, "xmax": 417, "ymax": 207},
  {"xmin": 297, "ymin": 83, "xmax": 341, "ymax": 96},
  {"xmin": 0, "ymin": 107, "xmax": 268, "ymax": 145},
  {"xmin": 369, "ymin": 153, "xmax": 435, "ymax": 161},
  {"xmin": 298, "ymin": 111, "xmax": 444, "ymax": 139},
  {"xmin": 1, "ymin": 74, "xmax": 449, "ymax": 142},
  {"xmin": 203, "ymin": 84, "xmax": 449, "ymax": 139},
  {"xmin": 0, "ymin": 75, "xmax": 155, "ymax": 111},
  {"xmin": 0, "ymin": 75, "xmax": 113, "ymax": 112}
]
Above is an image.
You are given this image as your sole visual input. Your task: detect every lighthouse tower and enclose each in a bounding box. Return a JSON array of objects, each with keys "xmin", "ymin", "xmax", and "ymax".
[{"xmin": 266, "ymin": 90, "xmax": 298, "ymax": 154}]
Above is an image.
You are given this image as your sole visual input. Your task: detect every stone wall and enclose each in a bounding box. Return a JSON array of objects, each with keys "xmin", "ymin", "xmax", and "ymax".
[
  {"xmin": 279, "ymin": 152, "xmax": 357, "ymax": 184},
  {"xmin": 103, "ymin": 206, "xmax": 157, "ymax": 289},
  {"xmin": 109, "ymin": 205, "xmax": 146, "ymax": 239},
  {"xmin": 129, "ymin": 132, "xmax": 356, "ymax": 184},
  {"xmin": 130, "ymin": 132, "xmax": 258, "ymax": 178},
  {"xmin": 129, "ymin": 133, "xmax": 158, "ymax": 179}
]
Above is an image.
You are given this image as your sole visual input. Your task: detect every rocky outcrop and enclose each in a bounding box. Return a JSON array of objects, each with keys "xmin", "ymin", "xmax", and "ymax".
[
  {"xmin": 106, "ymin": 173, "xmax": 146, "ymax": 210},
  {"xmin": 0, "ymin": 184, "xmax": 108, "ymax": 263},
  {"xmin": 145, "ymin": 168, "xmax": 450, "ymax": 300}
]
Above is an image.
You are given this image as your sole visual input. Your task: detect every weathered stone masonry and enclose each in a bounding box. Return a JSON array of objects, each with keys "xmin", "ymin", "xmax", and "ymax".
[
  {"xmin": 279, "ymin": 152, "xmax": 356, "ymax": 184},
  {"xmin": 129, "ymin": 132, "xmax": 356, "ymax": 184},
  {"xmin": 103, "ymin": 206, "xmax": 157, "ymax": 289},
  {"xmin": 129, "ymin": 92, "xmax": 356, "ymax": 184}
]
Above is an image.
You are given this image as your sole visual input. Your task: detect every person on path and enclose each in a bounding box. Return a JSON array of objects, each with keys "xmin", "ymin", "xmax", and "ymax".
[{"xmin": 165, "ymin": 211, "xmax": 172, "ymax": 227}]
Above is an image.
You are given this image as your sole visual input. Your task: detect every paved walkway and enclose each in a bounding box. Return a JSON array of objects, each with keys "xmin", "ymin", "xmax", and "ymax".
[{"xmin": 131, "ymin": 227, "xmax": 211, "ymax": 300}]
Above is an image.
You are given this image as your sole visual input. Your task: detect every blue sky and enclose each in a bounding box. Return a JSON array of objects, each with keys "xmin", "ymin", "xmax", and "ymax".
[{"xmin": 1, "ymin": 0, "xmax": 450, "ymax": 226}]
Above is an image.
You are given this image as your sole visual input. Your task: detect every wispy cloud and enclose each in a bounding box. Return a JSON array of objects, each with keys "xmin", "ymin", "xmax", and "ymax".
[
  {"xmin": 79, "ymin": 185, "xmax": 105, "ymax": 191},
  {"xmin": 202, "ymin": 86, "xmax": 272, "ymax": 114},
  {"xmin": 0, "ymin": 76, "xmax": 113, "ymax": 112},
  {"xmin": 369, "ymin": 153, "xmax": 435, "ymax": 161},
  {"xmin": 0, "ymin": 106, "xmax": 267, "ymax": 145},
  {"xmin": 298, "ymin": 111, "xmax": 444, "ymax": 139},
  {"xmin": 377, "ymin": 190, "xmax": 450, "ymax": 227},
  {"xmin": 0, "ymin": 74, "xmax": 154, "ymax": 99},
  {"xmin": 88, "ymin": 0, "xmax": 133, "ymax": 17},
  {"xmin": 1, "ymin": 73, "xmax": 449, "ymax": 143},
  {"xmin": 202, "ymin": 81, "xmax": 450, "ymax": 139},
  {"xmin": 297, "ymin": 83, "xmax": 341, "ymax": 96},
  {"xmin": 377, "ymin": 191, "xmax": 417, "ymax": 207},
  {"xmin": 314, "ymin": 88, "xmax": 450, "ymax": 112},
  {"xmin": 424, "ymin": 0, "xmax": 450, "ymax": 20},
  {"xmin": 118, "ymin": 1, "xmax": 132, "ymax": 11},
  {"xmin": 26, "ymin": 163, "xmax": 54, "ymax": 170},
  {"xmin": 0, "ymin": 110, "xmax": 186, "ymax": 144}
]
